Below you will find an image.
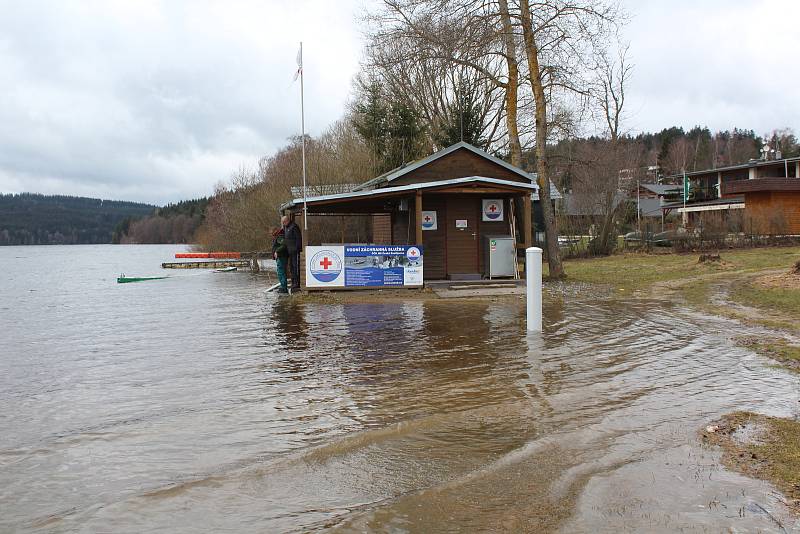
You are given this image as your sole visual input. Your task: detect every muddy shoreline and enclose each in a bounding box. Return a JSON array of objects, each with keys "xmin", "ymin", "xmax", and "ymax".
[{"xmin": 702, "ymin": 413, "xmax": 800, "ymax": 515}]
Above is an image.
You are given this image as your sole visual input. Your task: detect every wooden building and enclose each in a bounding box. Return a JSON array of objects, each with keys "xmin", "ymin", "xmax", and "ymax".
[
  {"xmin": 662, "ymin": 156, "xmax": 800, "ymax": 233},
  {"xmin": 280, "ymin": 142, "xmax": 538, "ymax": 285},
  {"xmin": 722, "ymin": 178, "xmax": 800, "ymax": 234}
]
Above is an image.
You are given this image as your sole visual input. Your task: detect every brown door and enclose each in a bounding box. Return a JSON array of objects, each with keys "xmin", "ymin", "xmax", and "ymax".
[{"xmin": 445, "ymin": 196, "xmax": 480, "ymax": 276}]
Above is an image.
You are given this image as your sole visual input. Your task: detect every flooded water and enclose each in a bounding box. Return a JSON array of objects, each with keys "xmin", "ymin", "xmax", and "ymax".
[{"xmin": 1, "ymin": 245, "xmax": 798, "ymax": 532}]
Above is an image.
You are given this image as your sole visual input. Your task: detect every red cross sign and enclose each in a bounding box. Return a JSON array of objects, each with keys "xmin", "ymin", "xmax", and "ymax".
[
  {"xmin": 421, "ymin": 210, "xmax": 437, "ymax": 230},
  {"xmin": 482, "ymin": 199, "xmax": 503, "ymax": 221},
  {"xmin": 319, "ymin": 257, "xmax": 333, "ymax": 269}
]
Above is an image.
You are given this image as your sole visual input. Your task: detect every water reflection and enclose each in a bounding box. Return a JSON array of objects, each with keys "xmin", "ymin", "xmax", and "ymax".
[
  {"xmin": 1, "ymin": 246, "xmax": 799, "ymax": 533},
  {"xmin": 270, "ymin": 298, "xmax": 311, "ymax": 352}
]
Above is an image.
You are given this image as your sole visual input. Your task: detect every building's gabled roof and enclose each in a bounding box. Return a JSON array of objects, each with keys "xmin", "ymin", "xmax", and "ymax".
[
  {"xmin": 296, "ymin": 141, "xmax": 561, "ymax": 203},
  {"xmin": 353, "ymin": 142, "xmax": 535, "ymax": 191},
  {"xmin": 280, "ymin": 175, "xmax": 537, "ymax": 212}
]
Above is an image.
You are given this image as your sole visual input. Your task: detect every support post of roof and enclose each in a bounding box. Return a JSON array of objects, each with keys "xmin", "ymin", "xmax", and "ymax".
[
  {"xmin": 296, "ymin": 210, "xmax": 308, "ymax": 290},
  {"xmin": 523, "ymin": 192, "xmax": 532, "ymax": 251},
  {"xmin": 299, "ymin": 210, "xmax": 308, "ymax": 250},
  {"xmin": 415, "ymin": 190, "xmax": 423, "ymax": 246}
]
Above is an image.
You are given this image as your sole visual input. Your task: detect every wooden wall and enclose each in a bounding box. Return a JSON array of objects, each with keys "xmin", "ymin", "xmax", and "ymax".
[
  {"xmin": 443, "ymin": 196, "xmax": 479, "ymax": 275},
  {"xmin": 392, "ymin": 209, "xmax": 413, "ymax": 245},
  {"xmin": 360, "ymin": 190, "xmax": 522, "ymax": 280},
  {"xmin": 384, "ymin": 193, "xmax": 518, "ymax": 279},
  {"xmin": 421, "ymin": 195, "xmax": 447, "ymax": 279},
  {"xmin": 745, "ymin": 191, "xmax": 800, "ymax": 234},
  {"xmin": 372, "ymin": 214, "xmax": 392, "ymax": 243}
]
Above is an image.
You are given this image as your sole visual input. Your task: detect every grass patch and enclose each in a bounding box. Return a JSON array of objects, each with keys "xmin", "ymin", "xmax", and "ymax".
[
  {"xmin": 674, "ymin": 277, "xmax": 800, "ymax": 332},
  {"xmin": 550, "ymin": 246, "xmax": 800, "ymax": 292},
  {"xmin": 549, "ymin": 246, "xmax": 800, "ymax": 332},
  {"xmin": 703, "ymin": 412, "xmax": 800, "ymax": 511},
  {"xmin": 730, "ymin": 283, "xmax": 800, "ymax": 320},
  {"xmin": 679, "ymin": 278, "xmax": 716, "ymax": 310},
  {"xmin": 737, "ymin": 337, "xmax": 800, "ymax": 373}
]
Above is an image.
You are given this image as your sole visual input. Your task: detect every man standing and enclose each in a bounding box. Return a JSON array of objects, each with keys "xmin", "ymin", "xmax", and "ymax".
[
  {"xmin": 271, "ymin": 226, "xmax": 289, "ymax": 294},
  {"xmin": 282, "ymin": 215, "xmax": 302, "ymax": 292}
]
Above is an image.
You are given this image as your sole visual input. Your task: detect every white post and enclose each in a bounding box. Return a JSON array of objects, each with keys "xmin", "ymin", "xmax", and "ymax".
[{"xmin": 526, "ymin": 247, "xmax": 542, "ymax": 332}]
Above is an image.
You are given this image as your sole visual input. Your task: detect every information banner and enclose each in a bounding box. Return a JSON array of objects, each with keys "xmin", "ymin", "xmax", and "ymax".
[{"xmin": 305, "ymin": 245, "xmax": 423, "ymax": 289}]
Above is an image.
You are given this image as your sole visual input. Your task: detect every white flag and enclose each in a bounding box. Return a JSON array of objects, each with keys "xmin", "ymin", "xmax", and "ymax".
[{"xmin": 292, "ymin": 45, "xmax": 302, "ymax": 82}]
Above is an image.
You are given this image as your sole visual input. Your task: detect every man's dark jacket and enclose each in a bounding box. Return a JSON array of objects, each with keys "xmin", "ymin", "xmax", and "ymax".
[{"xmin": 284, "ymin": 222, "xmax": 302, "ymax": 255}]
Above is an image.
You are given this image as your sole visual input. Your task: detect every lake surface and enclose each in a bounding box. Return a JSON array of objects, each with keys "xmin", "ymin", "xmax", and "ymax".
[{"xmin": 1, "ymin": 244, "xmax": 798, "ymax": 532}]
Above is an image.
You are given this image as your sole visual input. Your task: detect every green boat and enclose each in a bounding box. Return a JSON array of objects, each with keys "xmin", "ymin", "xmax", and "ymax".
[{"xmin": 117, "ymin": 275, "xmax": 169, "ymax": 284}]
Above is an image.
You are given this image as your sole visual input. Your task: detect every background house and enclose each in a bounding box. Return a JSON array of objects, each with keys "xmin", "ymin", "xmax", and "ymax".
[{"xmin": 661, "ymin": 157, "xmax": 800, "ymax": 233}]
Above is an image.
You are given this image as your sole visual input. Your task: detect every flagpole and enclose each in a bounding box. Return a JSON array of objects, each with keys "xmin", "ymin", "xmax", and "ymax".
[{"xmin": 299, "ymin": 42, "xmax": 308, "ymax": 232}]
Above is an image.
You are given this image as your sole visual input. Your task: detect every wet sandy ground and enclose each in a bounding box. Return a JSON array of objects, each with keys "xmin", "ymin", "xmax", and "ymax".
[{"xmin": 2, "ymin": 246, "xmax": 799, "ymax": 533}]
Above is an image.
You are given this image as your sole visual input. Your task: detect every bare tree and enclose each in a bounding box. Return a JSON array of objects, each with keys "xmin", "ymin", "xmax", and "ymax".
[
  {"xmin": 366, "ymin": 0, "xmax": 624, "ymax": 275},
  {"xmin": 594, "ymin": 41, "xmax": 632, "ymax": 141},
  {"xmin": 717, "ymin": 130, "xmax": 759, "ymax": 166},
  {"xmin": 363, "ymin": 0, "xmax": 531, "ymax": 159},
  {"xmin": 498, "ymin": 0, "xmax": 523, "ymax": 165},
  {"xmin": 197, "ymin": 118, "xmax": 377, "ymax": 250},
  {"xmin": 519, "ymin": 0, "xmax": 561, "ymax": 275},
  {"xmin": 581, "ymin": 37, "xmax": 635, "ymax": 255},
  {"xmin": 519, "ymin": 0, "xmax": 622, "ymax": 275}
]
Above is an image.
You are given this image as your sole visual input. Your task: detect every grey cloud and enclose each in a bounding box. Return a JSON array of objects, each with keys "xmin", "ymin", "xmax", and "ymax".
[
  {"xmin": 622, "ymin": 0, "xmax": 800, "ymax": 135},
  {"xmin": 0, "ymin": 0, "xmax": 360, "ymax": 204},
  {"xmin": 2, "ymin": 0, "xmax": 795, "ymax": 205}
]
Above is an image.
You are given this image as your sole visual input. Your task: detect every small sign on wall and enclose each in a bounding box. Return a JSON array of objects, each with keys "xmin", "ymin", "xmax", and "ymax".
[
  {"xmin": 421, "ymin": 210, "xmax": 437, "ymax": 231},
  {"xmin": 455, "ymin": 219, "xmax": 468, "ymax": 229},
  {"xmin": 482, "ymin": 199, "xmax": 504, "ymax": 222}
]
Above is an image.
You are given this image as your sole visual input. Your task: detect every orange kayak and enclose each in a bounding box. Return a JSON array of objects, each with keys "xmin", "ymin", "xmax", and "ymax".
[{"xmin": 175, "ymin": 252, "xmax": 241, "ymax": 259}]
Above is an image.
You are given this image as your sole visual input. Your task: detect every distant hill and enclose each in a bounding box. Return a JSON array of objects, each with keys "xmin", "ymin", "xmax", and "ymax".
[
  {"xmin": 0, "ymin": 193, "xmax": 157, "ymax": 245},
  {"xmin": 115, "ymin": 197, "xmax": 209, "ymax": 244}
]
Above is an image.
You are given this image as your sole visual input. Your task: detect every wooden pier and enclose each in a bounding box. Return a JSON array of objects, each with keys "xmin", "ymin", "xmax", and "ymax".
[{"xmin": 161, "ymin": 259, "xmax": 252, "ymax": 269}]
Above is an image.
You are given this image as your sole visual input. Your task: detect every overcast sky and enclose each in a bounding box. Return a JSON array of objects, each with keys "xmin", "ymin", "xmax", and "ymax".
[{"xmin": 1, "ymin": 0, "xmax": 798, "ymax": 205}]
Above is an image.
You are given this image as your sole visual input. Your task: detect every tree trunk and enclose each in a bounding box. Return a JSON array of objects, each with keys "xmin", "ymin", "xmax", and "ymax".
[
  {"xmin": 519, "ymin": 0, "xmax": 564, "ymax": 278},
  {"xmin": 498, "ymin": 0, "xmax": 522, "ymax": 168}
]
